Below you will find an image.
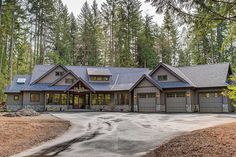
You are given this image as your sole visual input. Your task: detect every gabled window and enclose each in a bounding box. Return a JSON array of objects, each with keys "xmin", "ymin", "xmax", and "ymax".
[
  {"xmin": 55, "ymin": 71, "xmax": 64, "ymax": 77},
  {"xmin": 157, "ymin": 75, "xmax": 167, "ymax": 81},
  {"xmin": 65, "ymin": 78, "xmax": 75, "ymax": 84}
]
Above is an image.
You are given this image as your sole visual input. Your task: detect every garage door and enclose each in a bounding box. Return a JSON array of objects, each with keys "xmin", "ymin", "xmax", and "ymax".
[
  {"xmin": 199, "ymin": 92, "xmax": 222, "ymax": 112},
  {"xmin": 138, "ymin": 93, "xmax": 156, "ymax": 112},
  {"xmin": 166, "ymin": 92, "xmax": 186, "ymax": 112}
]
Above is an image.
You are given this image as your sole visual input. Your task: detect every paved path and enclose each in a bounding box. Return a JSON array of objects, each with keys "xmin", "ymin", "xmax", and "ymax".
[{"xmin": 13, "ymin": 113, "xmax": 236, "ymax": 157}]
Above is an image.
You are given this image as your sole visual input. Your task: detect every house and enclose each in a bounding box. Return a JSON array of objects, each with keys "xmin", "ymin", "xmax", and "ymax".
[{"xmin": 4, "ymin": 62, "xmax": 234, "ymax": 113}]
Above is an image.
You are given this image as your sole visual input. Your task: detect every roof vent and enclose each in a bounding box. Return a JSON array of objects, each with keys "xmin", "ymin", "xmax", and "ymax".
[{"xmin": 17, "ymin": 78, "xmax": 26, "ymax": 84}]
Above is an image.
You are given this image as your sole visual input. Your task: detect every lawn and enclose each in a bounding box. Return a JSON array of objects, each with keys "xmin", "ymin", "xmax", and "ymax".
[
  {"xmin": 0, "ymin": 114, "xmax": 70, "ymax": 157},
  {"xmin": 144, "ymin": 122, "xmax": 236, "ymax": 157}
]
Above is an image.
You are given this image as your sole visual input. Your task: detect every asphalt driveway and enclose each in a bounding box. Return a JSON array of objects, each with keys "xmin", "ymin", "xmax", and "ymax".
[{"xmin": 13, "ymin": 112, "xmax": 236, "ymax": 157}]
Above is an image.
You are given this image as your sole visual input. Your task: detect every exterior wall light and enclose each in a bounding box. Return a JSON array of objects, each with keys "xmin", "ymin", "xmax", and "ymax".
[
  {"xmin": 156, "ymin": 93, "xmax": 160, "ymax": 98},
  {"xmin": 186, "ymin": 93, "xmax": 191, "ymax": 97}
]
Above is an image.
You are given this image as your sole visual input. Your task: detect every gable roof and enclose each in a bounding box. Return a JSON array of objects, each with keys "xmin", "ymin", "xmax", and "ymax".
[
  {"xmin": 178, "ymin": 63, "xmax": 231, "ymax": 88},
  {"xmin": 49, "ymin": 70, "xmax": 78, "ymax": 86},
  {"xmin": 149, "ymin": 63, "xmax": 193, "ymax": 85},
  {"xmin": 129, "ymin": 74, "xmax": 162, "ymax": 92},
  {"xmin": 65, "ymin": 77, "xmax": 95, "ymax": 92},
  {"xmin": 31, "ymin": 64, "xmax": 68, "ymax": 84}
]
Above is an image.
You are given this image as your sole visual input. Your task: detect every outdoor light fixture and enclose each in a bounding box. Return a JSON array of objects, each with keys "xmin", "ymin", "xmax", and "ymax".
[
  {"xmin": 186, "ymin": 93, "xmax": 191, "ymax": 97},
  {"xmin": 156, "ymin": 93, "xmax": 160, "ymax": 98}
]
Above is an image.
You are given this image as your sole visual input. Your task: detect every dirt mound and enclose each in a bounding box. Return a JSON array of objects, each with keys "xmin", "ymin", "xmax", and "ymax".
[
  {"xmin": 16, "ymin": 108, "xmax": 40, "ymax": 116},
  {"xmin": 3, "ymin": 113, "xmax": 20, "ymax": 117}
]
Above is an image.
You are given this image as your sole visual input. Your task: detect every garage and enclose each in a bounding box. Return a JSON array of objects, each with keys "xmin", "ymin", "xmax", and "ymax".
[
  {"xmin": 166, "ymin": 92, "xmax": 186, "ymax": 112},
  {"xmin": 138, "ymin": 93, "xmax": 156, "ymax": 112},
  {"xmin": 199, "ymin": 92, "xmax": 223, "ymax": 112}
]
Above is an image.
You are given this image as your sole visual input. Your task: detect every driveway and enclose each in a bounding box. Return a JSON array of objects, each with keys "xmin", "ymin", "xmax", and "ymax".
[{"xmin": 13, "ymin": 113, "xmax": 236, "ymax": 157}]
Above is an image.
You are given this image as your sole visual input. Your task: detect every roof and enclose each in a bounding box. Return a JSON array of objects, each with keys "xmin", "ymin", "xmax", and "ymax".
[
  {"xmin": 87, "ymin": 68, "xmax": 112, "ymax": 76},
  {"xmin": 5, "ymin": 63, "xmax": 231, "ymax": 93},
  {"xmin": 5, "ymin": 75, "xmax": 31, "ymax": 93},
  {"xmin": 178, "ymin": 63, "xmax": 230, "ymax": 88}
]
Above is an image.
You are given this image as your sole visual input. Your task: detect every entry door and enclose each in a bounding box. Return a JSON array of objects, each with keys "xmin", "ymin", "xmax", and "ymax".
[{"xmin": 73, "ymin": 94, "xmax": 89, "ymax": 109}]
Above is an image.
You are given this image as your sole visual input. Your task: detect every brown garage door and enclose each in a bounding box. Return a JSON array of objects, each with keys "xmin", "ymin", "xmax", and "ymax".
[
  {"xmin": 166, "ymin": 92, "xmax": 186, "ymax": 112},
  {"xmin": 138, "ymin": 93, "xmax": 156, "ymax": 112},
  {"xmin": 199, "ymin": 92, "xmax": 223, "ymax": 112}
]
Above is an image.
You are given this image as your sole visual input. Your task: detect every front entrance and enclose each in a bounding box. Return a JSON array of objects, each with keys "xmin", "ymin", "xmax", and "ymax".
[{"xmin": 73, "ymin": 94, "xmax": 90, "ymax": 109}]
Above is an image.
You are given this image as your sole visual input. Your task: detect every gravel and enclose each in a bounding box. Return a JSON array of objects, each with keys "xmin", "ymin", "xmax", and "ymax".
[{"xmin": 144, "ymin": 122, "xmax": 236, "ymax": 157}]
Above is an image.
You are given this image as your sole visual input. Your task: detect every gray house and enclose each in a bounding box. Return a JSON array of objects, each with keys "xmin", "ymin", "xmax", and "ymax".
[{"xmin": 5, "ymin": 62, "xmax": 234, "ymax": 113}]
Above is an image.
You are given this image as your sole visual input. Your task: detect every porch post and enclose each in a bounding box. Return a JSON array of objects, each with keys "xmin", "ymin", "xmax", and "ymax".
[
  {"xmin": 67, "ymin": 91, "xmax": 70, "ymax": 110},
  {"xmin": 89, "ymin": 92, "xmax": 92, "ymax": 110}
]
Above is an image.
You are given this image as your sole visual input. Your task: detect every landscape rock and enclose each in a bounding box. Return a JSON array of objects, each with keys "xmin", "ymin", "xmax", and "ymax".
[{"xmin": 16, "ymin": 108, "xmax": 40, "ymax": 116}]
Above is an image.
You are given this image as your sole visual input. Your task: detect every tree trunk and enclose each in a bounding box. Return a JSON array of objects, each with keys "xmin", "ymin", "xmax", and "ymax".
[
  {"xmin": 9, "ymin": 8, "xmax": 15, "ymax": 83},
  {"xmin": 0, "ymin": 0, "xmax": 3, "ymax": 74}
]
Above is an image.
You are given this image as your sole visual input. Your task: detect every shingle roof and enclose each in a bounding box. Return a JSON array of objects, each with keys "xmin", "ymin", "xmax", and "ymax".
[
  {"xmin": 87, "ymin": 68, "xmax": 112, "ymax": 76},
  {"xmin": 5, "ymin": 75, "xmax": 31, "ymax": 93},
  {"xmin": 178, "ymin": 63, "xmax": 230, "ymax": 88},
  {"xmin": 6, "ymin": 63, "xmax": 230, "ymax": 93}
]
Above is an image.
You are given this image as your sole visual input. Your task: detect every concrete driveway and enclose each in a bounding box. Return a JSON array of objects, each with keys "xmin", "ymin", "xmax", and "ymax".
[{"xmin": 13, "ymin": 113, "xmax": 236, "ymax": 157}]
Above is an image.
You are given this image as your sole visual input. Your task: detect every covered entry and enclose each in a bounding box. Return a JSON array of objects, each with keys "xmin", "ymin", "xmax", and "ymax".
[
  {"xmin": 138, "ymin": 93, "xmax": 156, "ymax": 112},
  {"xmin": 166, "ymin": 92, "xmax": 186, "ymax": 112},
  {"xmin": 199, "ymin": 92, "xmax": 223, "ymax": 112}
]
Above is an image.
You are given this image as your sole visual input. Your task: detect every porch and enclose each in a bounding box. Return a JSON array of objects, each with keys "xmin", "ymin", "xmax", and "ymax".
[{"xmin": 44, "ymin": 79, "xmax": 131, "ymax": 112}]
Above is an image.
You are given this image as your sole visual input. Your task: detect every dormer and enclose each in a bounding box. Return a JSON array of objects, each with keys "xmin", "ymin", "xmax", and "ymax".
[{"xmin": 87, "ymin": 68, "xmax": 112, "ymax": 83}]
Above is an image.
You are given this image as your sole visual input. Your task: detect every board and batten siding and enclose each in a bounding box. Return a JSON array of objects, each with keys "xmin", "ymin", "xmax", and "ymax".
[
  {"xmin": 151, "ymin": 67, "xmax": 181, "ymax": 82},
  {"xmin": 22, "ymin": 92, "xmax": 45, "ymax": 111},
  {"xmin": 133, "ymin": 78, "xmax": 161, "ymax": 112},
  {"xmin": 55, "ymin": 74, "xmax": 77, "ymax": 86},
  {"xmin": 38, "ymin": 66, "xmax": 66, "ymax": 84}
]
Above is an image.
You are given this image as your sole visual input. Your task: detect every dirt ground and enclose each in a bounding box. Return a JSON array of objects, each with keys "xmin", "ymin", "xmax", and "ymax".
[
  {"xmin": 0, "ymin": 114, "xmax": 70, "ymax": 157},
  {"xmin": 144, "ymin": 122, "xmax": 236, "ymax": 157}
]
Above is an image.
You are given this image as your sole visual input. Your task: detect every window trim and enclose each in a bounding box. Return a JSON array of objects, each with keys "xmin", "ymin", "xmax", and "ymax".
[{"xmin": 30, "ymin": 93, "xmax": 40, "ymax": 102}]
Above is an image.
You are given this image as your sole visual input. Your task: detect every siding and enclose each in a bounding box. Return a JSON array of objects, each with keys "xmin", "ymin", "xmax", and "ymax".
[
  {"xmin": 38, "ymin": 66, "xmax": 66, "ymax": 84},
  {"xmin": 151, "ymin": 67, "xmax": 181, "ymax": 82},
  {"xmin": 7, "ymin": 93, "xmax": 22, "ymax": 105},
  {"xmin": 56, "ymin": 74, "xmax": 77, "ymax": 86},
  {"xmin": 133, "ymin": 78, "xmax": 160, "ymax": 111},
  {"xmin": 23, "ymin": 92, "xmax": 45, "ymax": 105}
]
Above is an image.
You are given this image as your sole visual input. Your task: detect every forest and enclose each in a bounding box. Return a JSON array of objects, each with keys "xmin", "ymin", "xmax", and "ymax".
[{"xmin": 0, "ymin": 0, "xmax": 235, "ymax": 101}]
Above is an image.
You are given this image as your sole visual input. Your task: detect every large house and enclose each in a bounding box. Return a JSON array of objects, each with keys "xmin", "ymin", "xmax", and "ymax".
[{"xmin": 5, "ymin": 62, "xmax": 234, "ymax": 113}]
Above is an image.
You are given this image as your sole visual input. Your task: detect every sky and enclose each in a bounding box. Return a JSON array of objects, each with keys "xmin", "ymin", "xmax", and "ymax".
[{"xmin": 61, "ymin": 0, "xmax": 164, "ymax": 26}]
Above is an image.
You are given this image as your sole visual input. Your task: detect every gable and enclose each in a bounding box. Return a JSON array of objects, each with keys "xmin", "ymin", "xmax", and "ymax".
[
  {"xmin": 55, "ymin": 73, "xmax": 77, "ymax": 86},
  {"xmin": 38, "ymin": 66, "xmax": 67, "ymax": 84},
  {"xmin": 137, "ymin": 78, "xmax": 156, "ymax": 88},
  {"xmin": 151, "ymin": 67, "xmax": 181, "ymax": 82}
]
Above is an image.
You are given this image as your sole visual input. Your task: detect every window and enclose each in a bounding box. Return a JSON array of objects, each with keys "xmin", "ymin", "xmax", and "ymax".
[
  {"xmin": 47, "ymin": 94, "xmax": 54, "ymax": 105},
  {"xmin": 147, "ymin": 93, "xmax": 155, "ymax": 98},
  {"xmin": 167, "ymin": 93, "xmax": 175, "ymax": 98},
  {"xmin": 176, "ymin": 92, "xmax": 185, "ymax": 97},
  {"xmin": 92, "ymin": 94, "xmax": 97, "ymax": 105},
  {"xmin": 167, "ymin": 92, "xmax": 186, "ymax": 98},
  {"xmin": 65, "ymin": 78, "xmax": 74, "ymax": 84},
  {"xmin": 54, "ymin": 94, "xmax": 60, "ymax": 105},
  {"xmin": 90, "ymin": 76, "xmax": 110, "ymax": 81},
  {"xmin": 98, "ymin": 94, "xmax": 104, "ymax": 105},
  {"xmin": 138, "ymin": 94, "xmax": 146, "ymax": 98},
  {"xmin": 14, "ymin": 95, "xmax": 19, "ymax": 101},
  {"xmin": 105, "ymin": 94, "xmax": 111, "ymax": 105},
  {"xmin": 92, "ymin": 94, "xmax": 111, "ymax": 105},
  {"xmin": 69, "ymin": 95, "xmax": 73, "ymax": 105},
  {"xmin": 61, "ymin": 94, "xmax": 67, "ymax": 105},
  {"xmin": 157, "ymin": 75, "xmax": 167, "ymax": 81},
  {"xmin": 55, "ymin": 71, "xmax": 64, "ymax": 76},
  {"xmin": 30, "ymin": 93, "xmax": 40, "ymax": 102},
  {"xmin": 116, "ymin": 93, "xmax": 129, "ymax": 105}
]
